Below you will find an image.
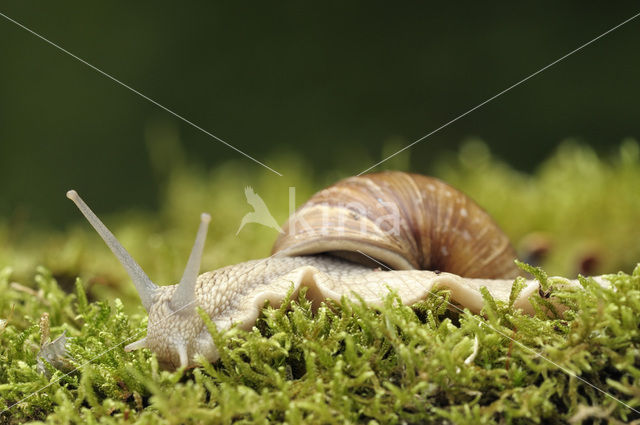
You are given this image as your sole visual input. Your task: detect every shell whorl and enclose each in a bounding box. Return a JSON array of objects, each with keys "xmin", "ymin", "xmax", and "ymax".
[{"xmin": 273, "ymin": 172, "xmax": 519, "ymax": 279}]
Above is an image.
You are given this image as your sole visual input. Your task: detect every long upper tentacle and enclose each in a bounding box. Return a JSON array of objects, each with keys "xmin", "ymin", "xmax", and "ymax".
[{"xmin": 67, "ymin": 190, "xmax": 158, "ymax": 311}]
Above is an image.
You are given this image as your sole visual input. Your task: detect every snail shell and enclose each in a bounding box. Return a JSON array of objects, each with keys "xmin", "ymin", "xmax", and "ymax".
[{"xmin": 274, "ymin": 172, "xmax": 519, "ymax": 279}]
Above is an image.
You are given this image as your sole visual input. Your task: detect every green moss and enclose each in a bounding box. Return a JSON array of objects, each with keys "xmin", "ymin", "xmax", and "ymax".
[
  {"xmin": 1, "ymin": 265, "xmax": 639, "ymax": 424},
  {"xmin": 1, "ymin": 140, "xmax": 640, "ymax": 423}
]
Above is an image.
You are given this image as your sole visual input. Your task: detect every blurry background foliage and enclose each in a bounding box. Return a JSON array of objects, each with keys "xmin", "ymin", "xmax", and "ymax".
[
  {"xmin": 1, "ymin": 136, "xmax": 639, "ymax": 313},
  {"xmin": 0, "ymin": 2, "xmax": 639, "ymax": 307}
]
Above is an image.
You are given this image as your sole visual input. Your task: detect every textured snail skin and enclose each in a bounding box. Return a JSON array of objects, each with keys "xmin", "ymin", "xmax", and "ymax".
[{"xmin": 142, "ymin": 255, "xmax": 609, "ymax": 369}]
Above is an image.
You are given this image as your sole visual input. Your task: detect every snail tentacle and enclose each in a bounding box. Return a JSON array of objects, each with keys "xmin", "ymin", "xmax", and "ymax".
[
  {"xmin": 67, "ymin": 190, "xmax": 159, "ymax": 311},
  {"xmin": 171, "ymin": 213, "xmax": 212, "ymax": 312}
]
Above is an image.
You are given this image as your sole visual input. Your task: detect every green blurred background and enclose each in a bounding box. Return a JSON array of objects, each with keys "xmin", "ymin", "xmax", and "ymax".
[{"xmin": 1, "ymin": 1, "xmax": 639, "ymax": 226}]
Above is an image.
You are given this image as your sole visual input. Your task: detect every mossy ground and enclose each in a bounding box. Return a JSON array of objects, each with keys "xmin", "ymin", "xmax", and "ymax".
[{"xmin": 1, "ymin": 141, "xmax": 640, "ymax": 424}]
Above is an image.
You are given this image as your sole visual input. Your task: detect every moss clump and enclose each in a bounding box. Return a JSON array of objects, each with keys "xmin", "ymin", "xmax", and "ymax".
[{"xmin": 1, "ymin": 263, "xmax": 639, "ymax": 424}]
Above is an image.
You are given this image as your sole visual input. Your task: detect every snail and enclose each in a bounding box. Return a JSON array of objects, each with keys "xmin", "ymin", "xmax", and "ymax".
[{"xmin": 66, "ymin": 171, "xmax": 610, "ymax": 369}]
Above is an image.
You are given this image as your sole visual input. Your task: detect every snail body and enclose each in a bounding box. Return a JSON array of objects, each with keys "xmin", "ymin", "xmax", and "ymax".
[{"xmin": 67, "ymin": 172, "xmax": 609, "ymax": 369}]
